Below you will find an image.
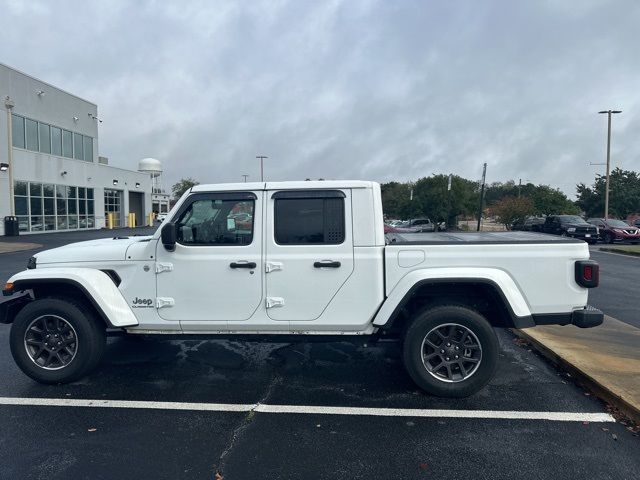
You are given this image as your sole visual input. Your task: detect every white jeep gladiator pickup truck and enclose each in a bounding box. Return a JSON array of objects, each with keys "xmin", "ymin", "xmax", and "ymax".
[{"xmin": 1, "ymin": 181, "xmax": 603, "ymax": 397}]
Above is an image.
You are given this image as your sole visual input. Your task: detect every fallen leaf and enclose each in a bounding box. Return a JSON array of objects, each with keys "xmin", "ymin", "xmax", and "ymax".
[
  {"xmin": 87, "ymin": 428, "xmax": 97, "ymax": 432},
  {"xmin": 215, "ymin": 473, "xmax": 224, "ymax": 480},
  {"xmin": 601, "ymin": 428, "xmax": 609, "ymax": 432},
  {"xmin": 419, "ymin": 463, "xmax": 428, "ymax": 470},
  {"xmin": 582, "ymin": 421, "xmax": 589, "ymax": 426}
]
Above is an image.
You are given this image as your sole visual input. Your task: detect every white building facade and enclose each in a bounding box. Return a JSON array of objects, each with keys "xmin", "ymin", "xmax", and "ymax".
[{"xmin": 0, "ymin": 63, "xmax": 154, "ymax": 235}]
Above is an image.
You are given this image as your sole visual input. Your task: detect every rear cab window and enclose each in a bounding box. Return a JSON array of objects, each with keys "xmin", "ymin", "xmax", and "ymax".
[{"xmin": 272, "ymin": 190, "xmax": 346, "ymax": 245}]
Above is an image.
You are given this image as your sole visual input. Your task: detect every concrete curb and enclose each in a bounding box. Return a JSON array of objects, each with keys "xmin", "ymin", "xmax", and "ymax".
[
  {"xmin": 599, "ymin": 247, "xmax": 640, "ymax": 257},
  {"xmin": 511, "ymin": 328, "xmax": 640, "ymax": 425},
  {"xmin": 0, "ymin": 242, "xmax": 42, "ymax": 254}
]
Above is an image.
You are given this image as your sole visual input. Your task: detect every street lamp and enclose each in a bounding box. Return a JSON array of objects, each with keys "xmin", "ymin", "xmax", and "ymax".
[
  {"xmin": 256, "ymin": 156, "xmax": 268, "ymax": 182},
  {"xmin": 597, "ymin": 110, "xmax": 622, "ymax": 219}
]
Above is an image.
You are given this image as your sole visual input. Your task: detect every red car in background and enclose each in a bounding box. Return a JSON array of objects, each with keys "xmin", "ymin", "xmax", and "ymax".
[{"xmin": 587, "ymin": 218, "xmax": 640, "ymax": 244}]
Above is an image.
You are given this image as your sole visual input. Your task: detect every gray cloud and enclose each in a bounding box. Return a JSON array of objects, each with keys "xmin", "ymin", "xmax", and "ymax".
[{"xmin": 2, "ymin": 0, "xmax": 639, "ymax": 196}]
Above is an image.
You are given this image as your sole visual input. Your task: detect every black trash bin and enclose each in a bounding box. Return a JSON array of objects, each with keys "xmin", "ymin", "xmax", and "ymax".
[{"xmin": 4, "ymin": 216, "xmax": 19, "ymax": 237}]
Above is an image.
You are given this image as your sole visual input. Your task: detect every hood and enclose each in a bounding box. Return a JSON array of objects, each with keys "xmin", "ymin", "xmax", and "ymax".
[
  {"xmin": 564, "ymin": 223, "xmax": 594, "ymax": 228},
  {"xmin": 35, "ymin": 236, "xmax": 154, "ymax": 264}
]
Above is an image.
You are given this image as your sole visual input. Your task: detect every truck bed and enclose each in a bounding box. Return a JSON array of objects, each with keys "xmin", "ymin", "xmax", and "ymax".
[{"xmin": 386, "ymin": 231, "xmax": 584, "ymax": 245}]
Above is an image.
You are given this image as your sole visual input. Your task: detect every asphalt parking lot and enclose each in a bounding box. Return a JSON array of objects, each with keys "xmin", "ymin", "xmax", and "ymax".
[{"xmin": 0, "ymin": 229, "xmax": 639, "ymax": 480}]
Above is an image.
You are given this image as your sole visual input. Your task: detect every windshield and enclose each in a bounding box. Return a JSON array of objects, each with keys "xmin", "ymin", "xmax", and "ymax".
[
  {"xmin": 559, "ymin": 215, "xmax": 588, "ymax": 224},
  {"xmin": 608, "ymin": 219, "xmax": 630, "ymax": 228}
]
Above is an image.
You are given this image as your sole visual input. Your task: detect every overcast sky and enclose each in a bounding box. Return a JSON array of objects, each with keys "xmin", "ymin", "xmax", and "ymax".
[{"xmin": 2, "ymin": 0, "xmax": 639, "ymax": 196}]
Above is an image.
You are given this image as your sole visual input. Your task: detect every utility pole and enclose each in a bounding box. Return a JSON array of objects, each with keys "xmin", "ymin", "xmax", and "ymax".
[
  {"xmin": 597, "ymin": 110, "xmax": 621, "ymax": 219},
  {"xmin": 256, "ymin": 155, "xmax": 268, "ymax": 182},
  {"xmin": 476, "ymin": 163, "xmax": 487, "ymax": 231},
  {"xmin": 518, "ymin": 178, "xmax": 521, "ymax": 198},
  {"xmin": 447, "ymin": 174, "xmax": 452, "ymax": 229},
  {"xmin": 242, "ymin": 174, "xmax": 249, "ymax": 183}
]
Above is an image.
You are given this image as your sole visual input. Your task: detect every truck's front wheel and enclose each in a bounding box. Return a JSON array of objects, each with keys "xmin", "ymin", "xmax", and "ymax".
[
  {"xmin": 403, "ymin": 305, "xmax": 498, "ymax": 398},
  {"xmin": 10, "ymin": 298, "xmax": 106, "ymax": 384}
]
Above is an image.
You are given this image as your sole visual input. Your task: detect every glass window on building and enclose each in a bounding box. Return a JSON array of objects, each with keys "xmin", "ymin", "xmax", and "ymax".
[
  {"xmin": 31, "ymin": 216, "xmax": 44, "ymax": 232},
  {"xmin": 62, "ymin": 130, "xmax": 73, "ymax": 158},
  {"xmin": 12, "ymin": 114, "xmax": 25, "ymax": 148},
  {"xmin": 43, "ymin": 184, "xmax": 55, "ymax": 198},
  {"xmin": 73, "ymin": 133, "xmax": 84, "ymax": 160},
  {"xmin": 30, "ymin": 182, "xmax": 42, "ymax": 197},
  {"xmin": 14, "ymin": 196, "xmax": 28, "ymax": 216},
  {"xmin": 104, "ymin": 189, "xmax": 122, "ymax": 228},
  {"xmin": 68, "ymin": 196, "xmax": 77, "ymax": 214},
  {"xmin": 51, "ymin": 127, "xmax": 62, "ymax": 156},
  {"xmin": 83, "ymin": 136, "xmax": 93, "ymax": 162},
  {"xmin": 14, "ymin": 181, "xmax": 95, "ymax": 233},
  {"xmin": 25, "ymin": 118, "xmax": 39, "ymax": 151},
  {"xmin": 39, "ymin": 123, "xmax": 51, "ymax": 154},
  {"xmin": 14, "ymin": 181, "xmax": 28, "ymax": 196},
  {"xmin": 30, "ymin": 196, "xmax": 42, "ymax": 216}
]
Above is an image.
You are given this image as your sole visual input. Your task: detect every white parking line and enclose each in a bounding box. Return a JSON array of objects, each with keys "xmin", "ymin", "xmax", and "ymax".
[{"xmin": 0, "ymin": 397, "xmax": 616, "ymax": 422}]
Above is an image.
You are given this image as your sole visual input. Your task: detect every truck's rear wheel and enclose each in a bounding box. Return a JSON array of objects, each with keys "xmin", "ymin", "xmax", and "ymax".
[
  {"xmin": 10, "ymin": 298, "xmax": 106, "ymax": 384},
  {"xmin": 402, "ymin": 305, "xmax": 498, "ymax": 398}
]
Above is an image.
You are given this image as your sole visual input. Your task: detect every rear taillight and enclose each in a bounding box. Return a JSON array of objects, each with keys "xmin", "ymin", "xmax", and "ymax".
[{"xmin": 575, "ymin": 260, "xmax": 599, "ymax": 288}]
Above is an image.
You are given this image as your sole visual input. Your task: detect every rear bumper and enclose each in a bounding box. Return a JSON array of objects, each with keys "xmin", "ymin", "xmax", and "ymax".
[
  {"xmin": 0, "ymin": 292, "xmax": 31, "ymax": 324},
  {"xmin": 571, "ymin": 306, "xmax": 605, "ymax": 328},
  {"xmin": 531, "ymin": 306, "xmax": 604, "ymax": 329}
]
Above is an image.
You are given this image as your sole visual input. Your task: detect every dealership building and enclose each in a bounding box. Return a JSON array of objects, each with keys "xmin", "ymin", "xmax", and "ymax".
[{"xmin": 0, "ymin": 63, "xmax": 169, "ymax": 236}]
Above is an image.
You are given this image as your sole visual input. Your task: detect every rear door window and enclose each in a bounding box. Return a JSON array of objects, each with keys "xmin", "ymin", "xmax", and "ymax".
[{"xmin": 273, "ymin": 192, "xmax": 345, "ymax": 245}]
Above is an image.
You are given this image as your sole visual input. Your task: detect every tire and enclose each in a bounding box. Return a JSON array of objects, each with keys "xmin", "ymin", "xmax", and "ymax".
[
  {"xmin": 10, "ymin": 297, "xmax": 106, "ymax": 384},
  {"xmin": 402, "ymin": 305, "xmax": 498, "ymax": 398},
  {"xmin": 604, "ymin": 233, "xmax": 614, "ymax": 244}
]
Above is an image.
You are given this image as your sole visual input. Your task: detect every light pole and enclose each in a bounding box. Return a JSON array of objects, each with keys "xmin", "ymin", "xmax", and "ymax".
[
  {"xmin": 256, "ymin": 155, "xmax": 268, "ymax": 182},
  {"xmin": 597, "ymin": 110, "xmax": 622, "ymax": 219},
  {"xmin": 5, "ymin": 96, "xmax": 15, "ymax": 216},
  {"xmin": 242, "ymin": 174, "xmax": 249, "ymax": 183}
]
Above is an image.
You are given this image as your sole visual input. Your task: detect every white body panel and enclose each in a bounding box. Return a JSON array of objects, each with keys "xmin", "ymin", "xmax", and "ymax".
[
  {"xmin": 8, "ymin": 268, "xmax": 138, "ymax": 327},
  {"xmin": 264, "ymin": 189, "xmax": 355, "ymax": 322},
  {"xmin": 155, "ymin": 190, "xmax": 264, "ymax": 325},
  {"xmin": 383, "ymin": 242, "xmax": 589, "ymax": 316},
  {"xmin": 373, "ymin": 267, "xmax": 532, "ymax": 327}
]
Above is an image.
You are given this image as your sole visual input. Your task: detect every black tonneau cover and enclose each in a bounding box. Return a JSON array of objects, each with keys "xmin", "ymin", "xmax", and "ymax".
[{"xmin": 386, "ymin": 231, "xmax": 584, "ymax": 245}]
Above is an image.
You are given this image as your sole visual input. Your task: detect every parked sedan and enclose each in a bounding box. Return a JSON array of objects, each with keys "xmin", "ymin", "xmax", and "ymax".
[
  {"xmin": 587, "ymin": 218, "xmax": 640, "ymax": 244},
  {"xmin": 406, "ymin": 218, "xmax": 436, "ymax": 232},
  {"xmin": 511, "ymin": 216, "xmax": 545, "ymax": 232}
]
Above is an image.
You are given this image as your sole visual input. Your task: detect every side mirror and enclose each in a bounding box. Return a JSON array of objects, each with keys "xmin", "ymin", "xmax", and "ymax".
[{"xmin": 161, "ymin": 222, "xmax": 176, "ymax": 251}]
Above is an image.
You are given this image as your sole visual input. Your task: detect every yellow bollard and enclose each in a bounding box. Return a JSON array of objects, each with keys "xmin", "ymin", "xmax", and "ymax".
[{"xmin": 107, "ymin": 212, "xmax": 114, "ymax": 229}]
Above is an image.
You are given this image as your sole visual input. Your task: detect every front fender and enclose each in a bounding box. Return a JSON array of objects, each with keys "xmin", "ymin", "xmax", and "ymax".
[
  {"xmin": 372, "ymin": 267, "xmax": 532, "ymax": 327},
  {"xmin": 8, "ymin": 268, "xmax": 138, "ymax": 328}
]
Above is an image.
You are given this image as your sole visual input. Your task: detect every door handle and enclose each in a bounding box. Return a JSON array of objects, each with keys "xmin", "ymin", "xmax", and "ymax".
[
  {"xmin": 314, "ymin": 261, "xmax": 341, "ymax": 268},
  {"xmin": 230, "ymin": 261, "xmax": 257, "ymax": 269}
]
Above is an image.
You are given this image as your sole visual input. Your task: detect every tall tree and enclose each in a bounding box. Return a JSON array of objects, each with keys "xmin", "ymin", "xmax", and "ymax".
[
  {"xmin": 576, "ymin": 168, "xmax": 640, "ymax": 218},
  {"xmin": 171, "ymin": 177, "xmax": 200, "ymax": 200},
  {"xmin": 492, "ymin": 196, "xmax": 535, "ymax": 228}
]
